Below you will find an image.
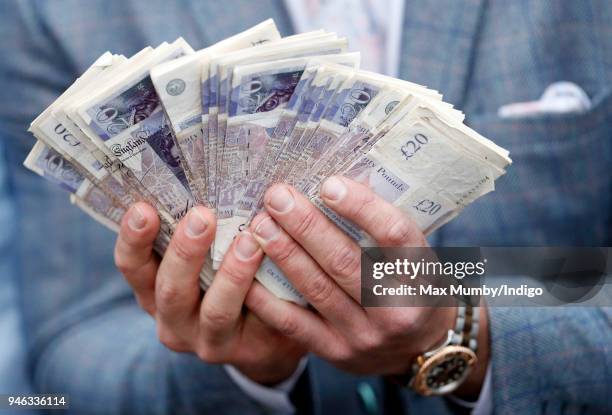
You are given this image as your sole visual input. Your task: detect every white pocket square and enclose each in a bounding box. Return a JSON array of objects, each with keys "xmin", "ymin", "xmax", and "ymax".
[{"xmin": 498, "ymin": 81, "xmax": 591, "ymax": 119}]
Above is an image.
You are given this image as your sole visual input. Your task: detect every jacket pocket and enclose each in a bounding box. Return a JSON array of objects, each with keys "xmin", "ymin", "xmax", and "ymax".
[{"xmin": 438, "ymin": 89, "xmax": 612, "ymax": 246}]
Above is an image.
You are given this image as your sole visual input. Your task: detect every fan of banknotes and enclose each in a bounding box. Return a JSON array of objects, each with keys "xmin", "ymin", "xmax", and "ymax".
[{"xmin": 24, "ymin": 19, "xmax": 511, "ymax": 304}]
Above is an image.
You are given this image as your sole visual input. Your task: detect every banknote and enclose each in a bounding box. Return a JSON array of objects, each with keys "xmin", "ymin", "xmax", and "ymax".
[
  {"xmin": 247, "ymin": 66, "xmax": 374, "ymax": 222},
  {"xmin": 298, "ymin": 80, "xmax": 459, "ymax": 196},
  {"xmin": 38, "ymin": 44, "xmax": 187, "ymax": 261},
  {"xmin": 70, "ymin": 193, "xmax": 124, "ymax": 233},
  {"xmin": 24, "ymin": 141, "xmax": 126, "ymax": 228},
  {"xmin": 24, "ymin": 140, "xmax": 219, "ymax": 289},
  {"xmin": 255, "ymin": 107, "xmax": 511, "ymax": 303},
  {"xmin": 234, "ymin": 64, "xmax": 321, "ymax": 217},
  {"xmin": 207, "ymin": 32, "xmax": 318, "ymax": 211},
  {"xmin": 29, "ymin": 51, "xmax": 136, "ymax": 206},
  {"xmin": 214, "ymin": 58, "xmax": 307, "ymax": 267},
  {"xmin": 331, "ymin": 109, "xmax": 509, "ymax": 236},
  {"xmin": 245, "ymin": 65, "xmax": 353, "ymax": 222},
  {"xmin": 152, "ymin": 20, "xmax": 281, "ymax": 205},
  {"xmin": 211, "ymin": 37, "xmax": 349, "ymax": 266},
  {"xmin": 271, "ymin": 67, "xmax": 354, "ymax": 182},
  {"xmin": 237, "ymin": 54, "xmax": 360, "ymax": 218},
  {"xmin": 79, "ymin": 40, "xmax": 192, "ymax": 140},
  {"xmin": 52, "ymin": 46, "xmax": 183, "ymax": 231},
  {"xmin": 297, "ymin": 88, "xmax": 411, "ymax": 195},
  {"xmin": 201, "ymin": 20, "xmax": 282, "ymax": 209},
  {"xmin": 283, "ymin": 74, "xmax": 384, "ymax": 186},
  {"xmin": 151, "ymin": 53, "xmax": 209, "ymax": 204},
  {"xmin": 215, "ymin": 33, "xmax": 347, "ymax": 152},
  {"xmin": 210, "ymin": 32, "xmax": 346, "ymax": 212},
  {"xmin": 73, "ymin": 39, "xmax": 196, "ymax": 223},
  {"xmin": 24, "ymin": 20, "xmax": 514, "ymax": 305},
  {"xmin": 218, "ymin": 55, "xmax": 360, "ymax": 249},
  {"xmin": 252, "ymin": 68, "xmax": 384, "ymax": 301}
]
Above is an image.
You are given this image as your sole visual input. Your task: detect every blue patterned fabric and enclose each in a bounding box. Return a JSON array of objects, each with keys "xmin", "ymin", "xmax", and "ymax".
[
  {"xmin": 0, "ymin": 140, "xmax": 35, "ymax": 415},
  {"xmin": 0, "ymin": 1, "xmax": 610, "ymax": 414}
]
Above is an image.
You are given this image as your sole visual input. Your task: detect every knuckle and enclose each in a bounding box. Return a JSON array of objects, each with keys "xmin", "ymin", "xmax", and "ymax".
[
  {"xmin": 276, "ymin": 314, "xmax": 300, "ymax": 337},
  {"xmin": 292, "ymin": 208, "xmax": 318, "ymax": 239},
  {"xmin": 171, "ymin": 238, "xmax": 199, "ymax": 262},
  {"xmin": 202, "ymin": 302, "xmax": 235, "ymax": 329},
  {"xmin": 383, "ymin": 216, "xmax": 423, "ymax": 246},
  {"xmin": 327, "ymin": 244, "xmax": 361, "ymax": 282},
  {"xmin": 353, "ymin": 330, "xmax": 383, "ymax": 353},
  {"xmin": 351, "ymin": 191, "xmax": 378, "ymax": 219},
  {"xmin": 157, "ymin": 326, "xmax": 189, "ymax": 352},
  {"xmin": 220, "ymin": 264, "xmax": 251, "ymax": 288},
  {"xmin": 113, "ymin": 248, "xmax": 133, "ymax": 276},
  {"xmin": 244, "ymin": 286, "xmax": 264, "ymax": 310},
  {"xmin": 157, "ymin": 280, "xmax": 181, "ymax": 307},
  {"xmin": 382, "ymin": 311, "xmax": 419, "ymax": 338},
  {"xmin": 302, "ymin": 271, "xmax": 334, "ymax": 305},
  {"xmin": 273, "ymin": 239, "xmax": 301, "ymax": 265},
  {"xmin": 330, "ymin": 344, "xmax": 354, "ymax": 365},
  {"xmin": 196, "ymin": 346, "xmax": 223, "ymax": 363}
]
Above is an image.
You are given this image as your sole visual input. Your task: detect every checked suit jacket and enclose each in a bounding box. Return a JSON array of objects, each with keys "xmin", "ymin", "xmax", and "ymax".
[{"xmin": 0, "ymin": 1, "xmax": 610, "ymax": 414}]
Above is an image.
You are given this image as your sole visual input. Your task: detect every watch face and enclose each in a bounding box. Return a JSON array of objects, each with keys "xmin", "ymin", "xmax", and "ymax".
[{"xmin": 413, "ymin": 346, "xmax": 477, "ymax": 396}]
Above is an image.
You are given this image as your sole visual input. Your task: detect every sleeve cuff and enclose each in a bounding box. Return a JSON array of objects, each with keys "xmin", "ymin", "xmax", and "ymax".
[
  {"xmin": 446, "ymin": 363, "xmax": 493, "ymax": 415},
  {"xmin": 224, "ymin": 357, "xmax": 309, "ymax": 414}
]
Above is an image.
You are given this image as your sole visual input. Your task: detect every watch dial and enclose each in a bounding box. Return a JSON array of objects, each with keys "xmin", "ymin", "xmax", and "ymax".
[
  {"xmin": 415, "ymin": 347, "xmax": 476, "ymax": 396},
  {"xmin": 427, "ymin": 353, "xmax": 469, "ymax": 390}
]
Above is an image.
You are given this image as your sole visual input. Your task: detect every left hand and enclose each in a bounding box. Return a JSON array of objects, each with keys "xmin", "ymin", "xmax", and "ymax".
[
  {"xmin": 244, "ymin": 176, "xmax": 489, "ymax": 396},
  {"xmin": 113, "ymin": 204, "xmax": 305, "ymax": 385}
]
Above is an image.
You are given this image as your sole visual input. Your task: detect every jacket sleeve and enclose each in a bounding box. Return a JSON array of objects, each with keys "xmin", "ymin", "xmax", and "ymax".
[
  {"xmin": 488, "ymin": 307, "xmax": 612, "ymax": 415},
  {"xmin": 0, "ymin": 1, "xmax": 273, "ymax": 413},
  {"xmin": 32, "ymin": 300, "xmax": 272, "ymax": 414}
]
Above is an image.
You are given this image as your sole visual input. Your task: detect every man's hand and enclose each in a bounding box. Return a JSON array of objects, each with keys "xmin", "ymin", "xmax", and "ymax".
[
  {"xmin": 245, "ymin": 177, "xmax": 489, "ymax": 398},
  {"xmin": 114, "ymin": 204, "xmax": 305, "ymax": 385}
]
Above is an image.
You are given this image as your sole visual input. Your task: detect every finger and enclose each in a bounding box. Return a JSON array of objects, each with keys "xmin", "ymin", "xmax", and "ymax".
[
  {"xmin": 114, "ymin": 203, "xmax": 160, "ymax": 315},
  {"xmin": 250, "ymin": 212, "xmax": 367, "ymax": 334},
  {"xmin": 156, "ymin": 206, "xmax": 216, "ymax": 334},
  {"xmin": 232, "ymin": 312, "xmax": 306, "ymax": 376},
  {"xmin": 319, "ymin": 176, "xmax": 427, "ymax": 247},
  {"xmin": 245, "ymin": 282, "xmax": 347, "ymax": 361},
  {"xmin": 263, "ymin": 183, "xmax": 362, "ymax": 300},
  {"xmin": 199, "ymin": 231, "xmax": 263, "ymax": 344}
]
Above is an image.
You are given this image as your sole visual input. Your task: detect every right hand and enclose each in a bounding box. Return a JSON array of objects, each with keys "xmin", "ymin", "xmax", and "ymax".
[{"xmin": 113, "ymin": 202, "xmax": 305, "ymax": 384}]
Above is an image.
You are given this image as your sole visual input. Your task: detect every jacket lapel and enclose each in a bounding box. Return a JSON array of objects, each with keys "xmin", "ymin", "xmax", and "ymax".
[{"xmin": 398, "ymin": 0, "xmax": 487, "ymax": 107}]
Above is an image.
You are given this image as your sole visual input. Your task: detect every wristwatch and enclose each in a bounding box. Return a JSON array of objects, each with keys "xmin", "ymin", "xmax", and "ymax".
[{"xmin": 390, "ymin": 304, "xmax": 479, "ymax": 396}]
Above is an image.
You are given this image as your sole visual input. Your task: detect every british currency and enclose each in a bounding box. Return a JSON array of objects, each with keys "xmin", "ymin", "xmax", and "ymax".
[
  {"xmin": 24, "ymin": 141, "xmax": 126, "ymax": 232},
  {"xmin": 238, "ymin": 55, "xmax": 360, "ymax": 219},
  {"xmin": 52, "ymin": 45, "xmax": 181, "ymax": 235},
  {"xmin": 151, "ymin": 19, "xmax": 282, "ymax": 205},
  {"xmin": 72, "ymin": 39, "xmax": 196, "ymax": 223},
  {"xmin": 299, "ymin": 79, "xmax": 459, "ymax": 197},
  {"xmin": 25, "ymin": 20, "xmax": 512, "ymax": 303},
  {"xmin": 246, "ymin": 65, "xmax": 347, "ymax": 223},
  {"xmin": 208, "ymin": 31, "xmax": 344, "ymax": 211},
  {"xmin": 210, "ymin": 36, "xmax": 349, "ymax": 267},
  {"xmin": 212, "ymin": 54, "xmax": 359, "ymax": 268},
  {"xmin": 284, "ymin": 72, "xmax": 386, "ymax": 186}
]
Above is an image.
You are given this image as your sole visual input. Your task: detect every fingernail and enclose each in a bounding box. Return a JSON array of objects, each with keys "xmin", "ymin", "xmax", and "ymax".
[
  {"xmin": 254, "ymin": 216, "xmax": 280, "ymax": 242},
  {"xmin": 128, "ymin": 205, "xmax": 147, "ymax": 231},
  {"xmin": 185, "ymin": 208, "xmax": 208, "ymax": 239},
  {"xmin": 235, "ymin": 232, "xmax": 260, "ymax": 261},
  {"xmin": 267, "ymin": 186, "xmax": 294, "ymax": 213},
  {"xmin": 321, "ymin": 177, "xmax": 347, "ymax": 202}
]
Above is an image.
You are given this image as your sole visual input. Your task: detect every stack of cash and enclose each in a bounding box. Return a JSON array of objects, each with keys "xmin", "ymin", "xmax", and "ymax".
[{"xmin": 24, "ymin": 19, "xmax": 511, "ymax": 304}]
